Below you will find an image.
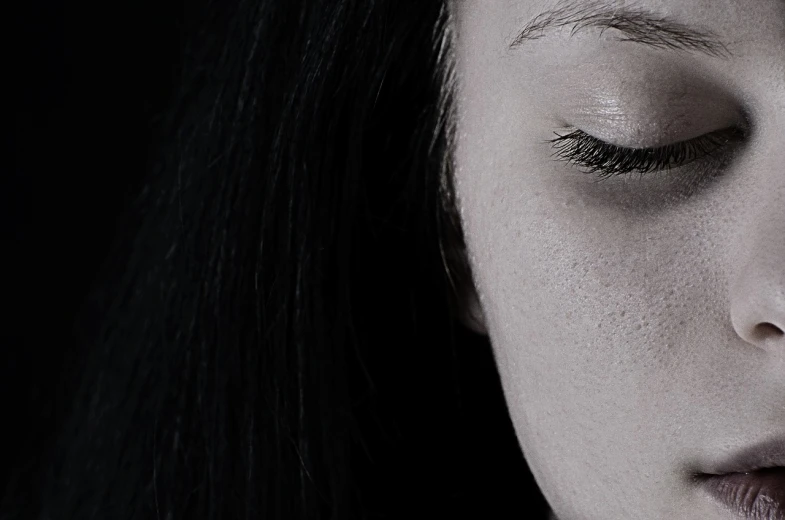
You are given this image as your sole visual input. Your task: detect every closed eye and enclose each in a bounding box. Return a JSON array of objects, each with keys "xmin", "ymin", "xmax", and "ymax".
[{"xmin": 545, "ymin": 126, "xmax": 745, "ymax": 181}]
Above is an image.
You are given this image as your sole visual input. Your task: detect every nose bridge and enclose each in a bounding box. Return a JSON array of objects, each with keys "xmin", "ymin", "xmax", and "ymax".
[{"xmin": 727, "ymin": 124, "xmax": 785, "ymax": 357}]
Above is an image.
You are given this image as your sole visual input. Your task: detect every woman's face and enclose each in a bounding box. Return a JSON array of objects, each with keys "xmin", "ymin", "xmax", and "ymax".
[{"xmin": 449, "ymin": 1, "xmax": 784, "ymax": 518}]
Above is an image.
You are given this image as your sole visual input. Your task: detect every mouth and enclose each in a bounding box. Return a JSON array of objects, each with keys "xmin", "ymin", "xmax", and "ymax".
[
  {"xmin": 694, "ymin": 467, "xmax": 785, "ymax": 520},
  {"xmin": 692, "ymin": 437, "xmax": 785, "ymax": 520}
]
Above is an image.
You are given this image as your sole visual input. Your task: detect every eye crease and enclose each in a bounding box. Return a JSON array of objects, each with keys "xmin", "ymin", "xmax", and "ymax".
[{"xmin": 545, "ymin": 126, "xmax": 746, "ymax": 182}]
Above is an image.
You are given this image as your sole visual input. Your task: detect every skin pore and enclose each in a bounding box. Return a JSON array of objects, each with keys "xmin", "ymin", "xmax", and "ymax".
[{"xmin": 448, "ymin": 1, "xmax": 784, "ymax": 519}]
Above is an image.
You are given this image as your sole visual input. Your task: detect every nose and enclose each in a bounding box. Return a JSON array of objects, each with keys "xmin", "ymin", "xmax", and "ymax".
[{"xmin": 728, "ymin": 139, "xmax": 785, "ymax": 363}]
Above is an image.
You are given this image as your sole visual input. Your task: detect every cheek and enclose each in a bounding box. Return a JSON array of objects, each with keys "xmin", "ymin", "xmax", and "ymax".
[
  {"xmin": 454, "ymin": 130, "xmax": 731, "ymax": 512},
  {"xmin": 453, "ymin": 93, "xmax": 728, "ymax": 420}
]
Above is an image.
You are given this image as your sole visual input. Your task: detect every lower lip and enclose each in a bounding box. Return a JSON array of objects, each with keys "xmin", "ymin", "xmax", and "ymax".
[{"xmin": 698, "ymin": 467, "xmax": 785, "ymax": 519}]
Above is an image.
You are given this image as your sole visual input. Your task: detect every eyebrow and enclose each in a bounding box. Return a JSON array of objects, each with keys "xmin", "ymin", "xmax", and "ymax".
[{"xmin": 508, "ymin": 0, "xmax": 732, "ymax": 59}]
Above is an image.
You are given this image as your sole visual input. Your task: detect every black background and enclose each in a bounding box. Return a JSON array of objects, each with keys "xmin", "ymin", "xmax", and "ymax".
[
  {"xmin": 7, "ymin": 2, "xmax": 549, "ymax": 516},
  {"xmin": 7, "ymin": 0, "xmax": 180, "ymax": 500}
]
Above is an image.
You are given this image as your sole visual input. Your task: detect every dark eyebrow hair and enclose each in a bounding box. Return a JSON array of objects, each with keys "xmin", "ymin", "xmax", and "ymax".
[{"xmin": 508, "ymin": 0, "xmax": 732, "ymax": 59}]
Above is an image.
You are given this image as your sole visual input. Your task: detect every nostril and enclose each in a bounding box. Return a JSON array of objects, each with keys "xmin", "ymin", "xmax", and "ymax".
[{"xmin": 753, "ymin": 322, "xmax": 784, "ymax": 340}]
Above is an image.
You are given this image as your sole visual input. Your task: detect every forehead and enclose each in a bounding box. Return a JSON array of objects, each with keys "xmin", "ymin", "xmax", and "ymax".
[{"xmin": 449, "ymin": 0, "xmax": 785, "ymax": 135}]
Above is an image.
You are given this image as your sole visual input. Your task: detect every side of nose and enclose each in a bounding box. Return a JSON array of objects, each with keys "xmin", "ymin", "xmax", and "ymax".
[{"xmin": 728, "ymin": 139, "xmax": 785, "ymax": 361}]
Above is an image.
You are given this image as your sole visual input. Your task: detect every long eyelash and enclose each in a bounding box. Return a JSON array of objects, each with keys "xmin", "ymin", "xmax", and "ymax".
[{"xmin": 546, "ymin": 127, "xmax": 743, "ymax": 181}]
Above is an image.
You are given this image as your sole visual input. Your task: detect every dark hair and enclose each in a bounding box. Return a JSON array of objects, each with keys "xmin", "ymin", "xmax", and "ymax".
[{"xmin": 6, "ymin": 1, "xmax": 550, "ymax": 518}]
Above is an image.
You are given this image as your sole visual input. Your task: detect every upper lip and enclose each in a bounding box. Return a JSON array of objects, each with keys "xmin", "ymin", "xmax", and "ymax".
[{"xmin": 698, "ymin": 436, "xmax": 785, "ymax": 476}]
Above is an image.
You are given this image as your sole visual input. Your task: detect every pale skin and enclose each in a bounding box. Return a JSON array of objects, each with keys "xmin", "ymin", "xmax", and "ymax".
[{"xmin": 449, "ymin": 1, "xmax": 784, "ymax": 518}]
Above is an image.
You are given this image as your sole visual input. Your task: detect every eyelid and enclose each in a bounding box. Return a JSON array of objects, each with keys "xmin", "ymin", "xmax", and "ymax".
[
  {"xmin": 559, "ymin": 111, "xmax": 740, "ymax": 149},
  {"xmin": 554, "ymin": 77, "xmax": 742, "ymax": 147},
  {"xmin": 548, "ymin": 125, "xmax": 741, "ymax": 150},
  {"xmin": 566, "ymin": 106, "xmax": 734, "ymax": 148},
  {"xmin": 545, "ymin": 125, "xmax": 745, "ymax": 179},
  {"xmin": 576, "ymin": 127, "xmax": 726, "ymax": 150}
]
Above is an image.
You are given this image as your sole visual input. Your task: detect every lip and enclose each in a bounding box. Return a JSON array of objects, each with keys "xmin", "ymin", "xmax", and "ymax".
[
  {"xmin": 694, "ymin": 437, "xmax": 785, "ymax": 519},
  {"xmin": 697, "ymin": 468, "xmax": 785, "ymax": 519}
]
